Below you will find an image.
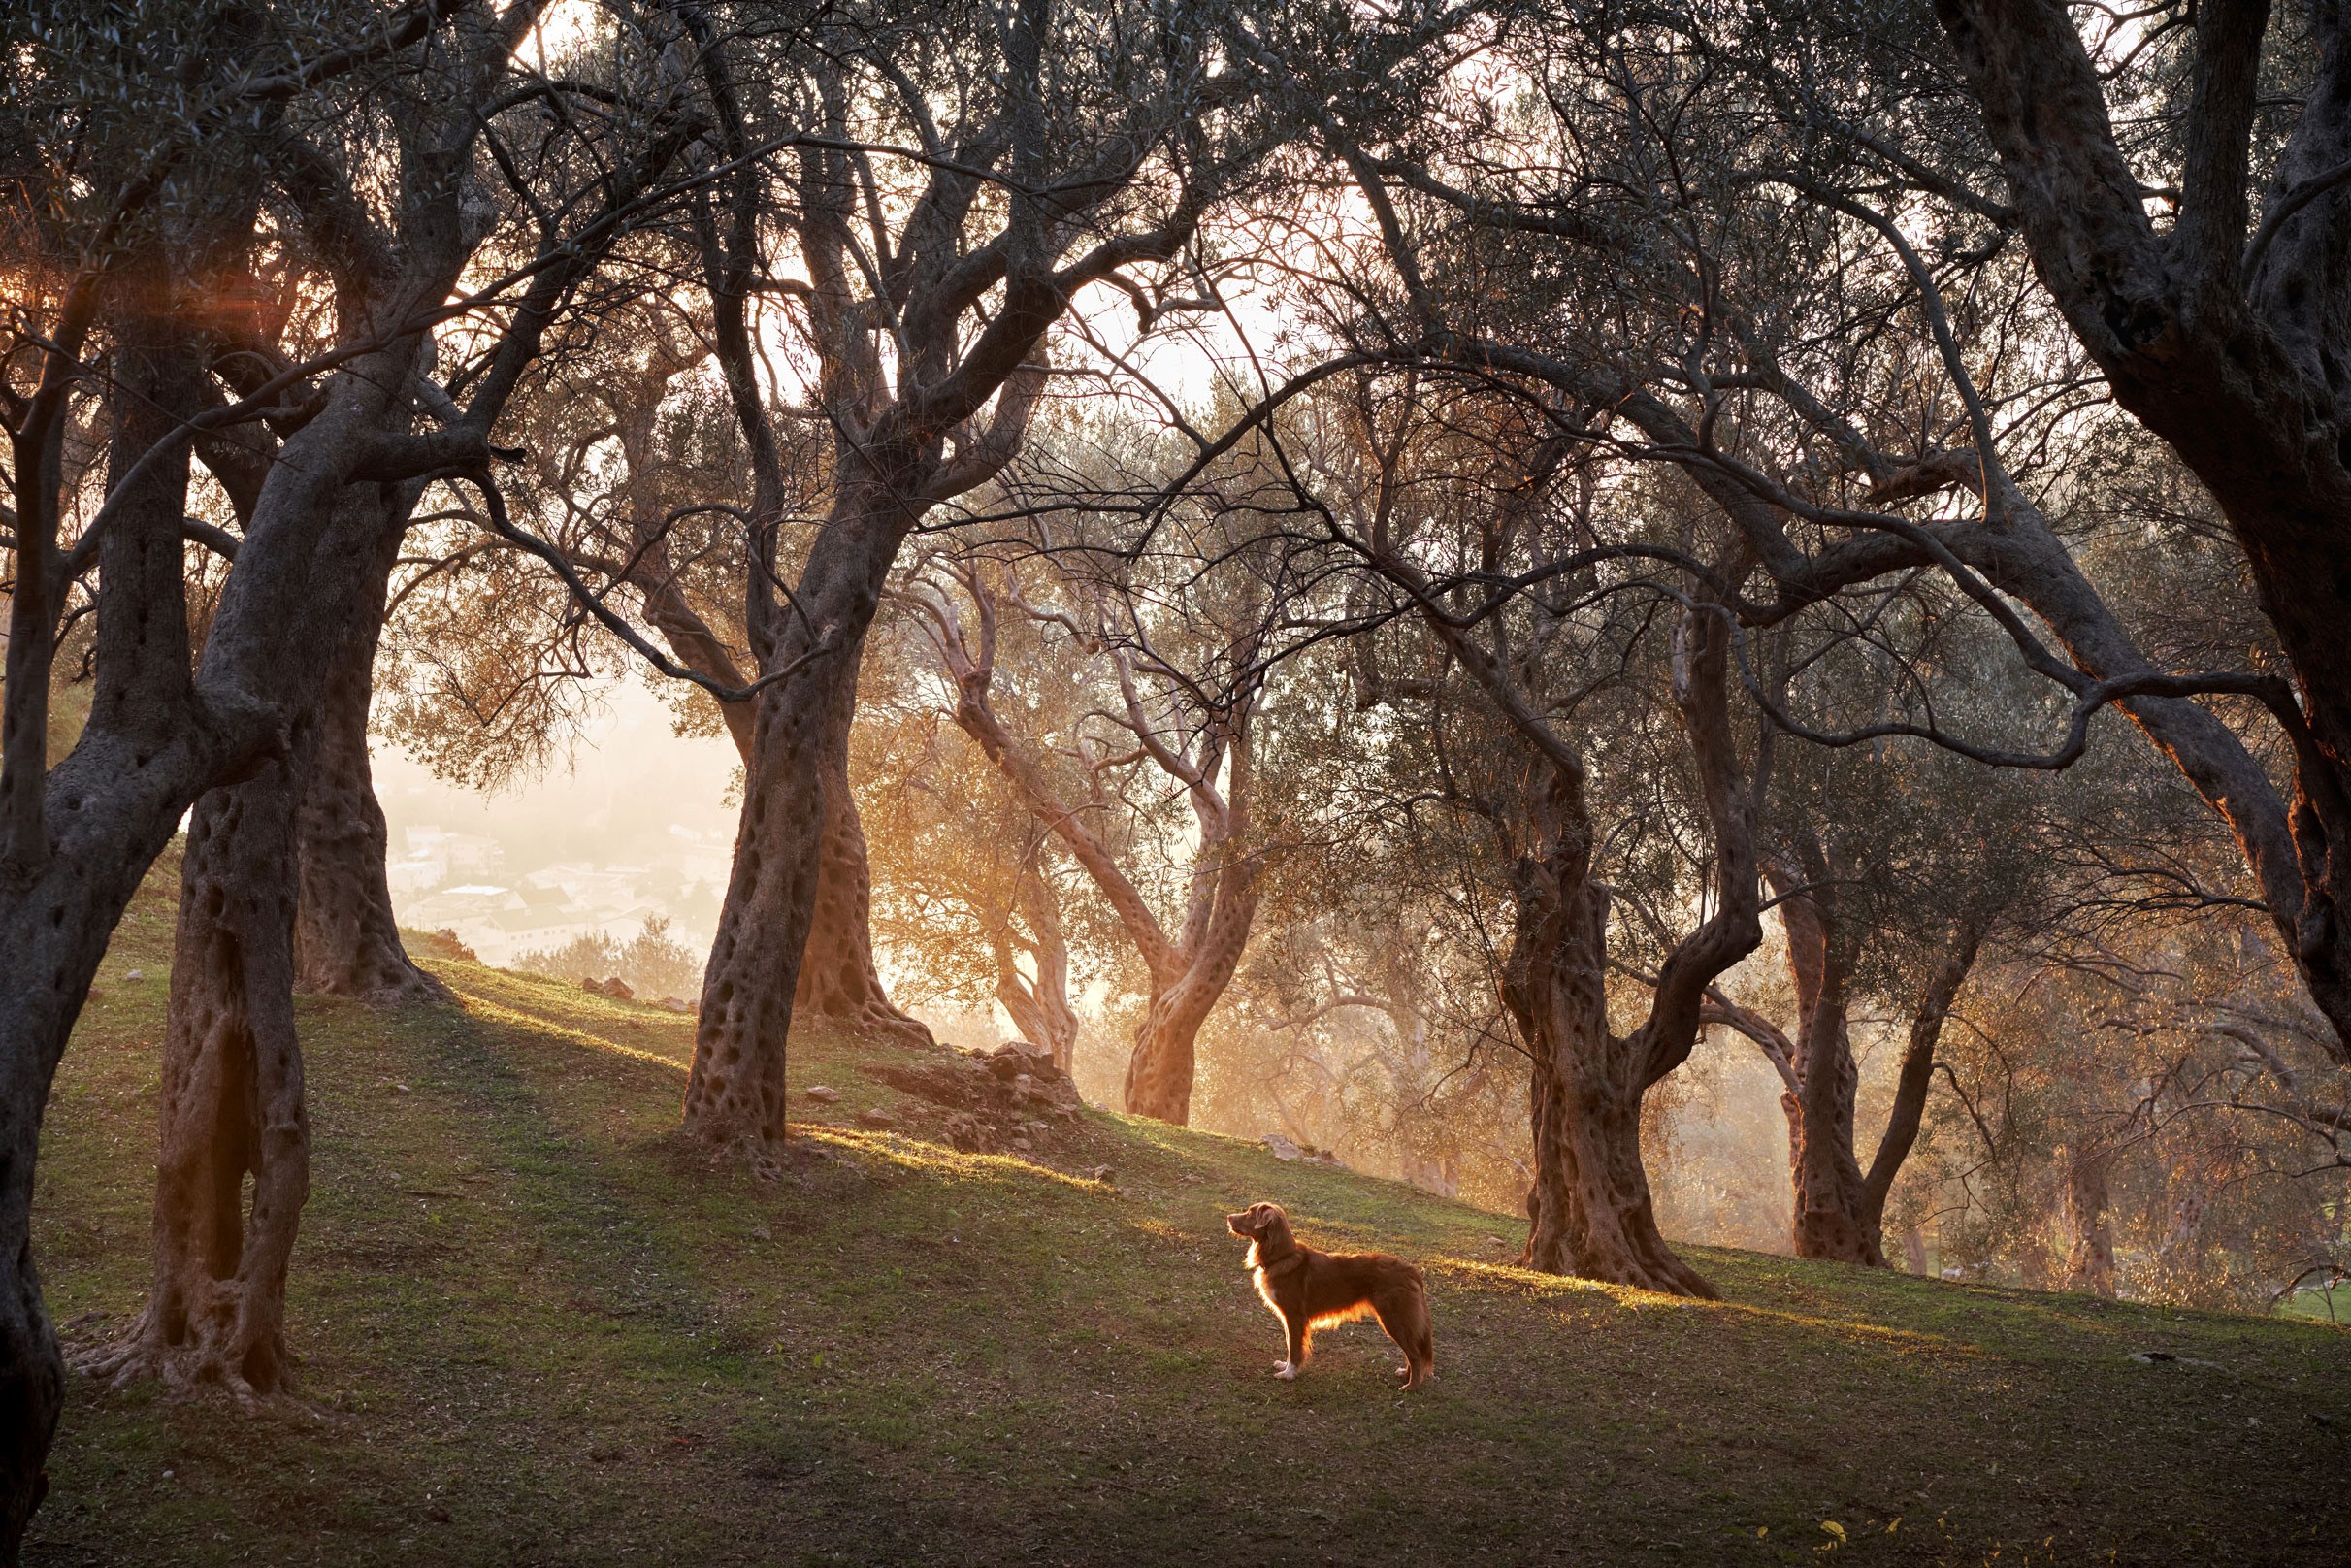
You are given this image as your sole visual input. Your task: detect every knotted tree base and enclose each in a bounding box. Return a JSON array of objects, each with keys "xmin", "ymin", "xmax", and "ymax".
[
  {"xmin": 792, "ymin": 757, "xmax": 931, "ymax": 1048},
  {"xmin": 77, "ymin": 763, "xmax": 312, "ymax": 1407}
]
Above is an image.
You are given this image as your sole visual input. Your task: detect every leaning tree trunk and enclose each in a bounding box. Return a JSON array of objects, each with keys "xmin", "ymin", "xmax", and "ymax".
[
  {"xmin": 291, "ymin": 502, "xmax": 443, "ymax": 1002},
  {"xmin": 682, "ymin": 470, "xmax": 915, "ymax": 1164},
  {"xmin": 77, "ymin": 757, "xmax": 312, "ymax": 1400},
  {"xmin": 0, "ymin": 314, "xmax": 214, "ymax": 1559},
  {"xmin": 1123, "ymin": 848, "xmax": 1259, "ymax": 1126},
  {"xmin": 1124, "ymin": 966, "xmax": 1224, "ymax": 1126},
  {"xmin": 1858, "ymin": 919, "xmax": 1982, "ymax": 1259},
  {"xmin": 1511, "ymin": 858, "xmax": 1716, "ymax": 1298},
  {"xmin": 1934, "ymin": 0, "xmax": 2351, "ymax": 1054}
]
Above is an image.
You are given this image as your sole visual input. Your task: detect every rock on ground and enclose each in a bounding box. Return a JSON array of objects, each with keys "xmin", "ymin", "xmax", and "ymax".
[{"xmin": 864, "ymin": 1040, "xmax": 1083, "ymax": 1155}]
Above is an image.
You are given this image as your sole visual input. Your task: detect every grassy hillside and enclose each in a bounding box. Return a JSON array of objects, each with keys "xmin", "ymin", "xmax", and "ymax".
[{"xmin": 25, "ymin": 866, "xmax": 2351, "ymax": 1566}]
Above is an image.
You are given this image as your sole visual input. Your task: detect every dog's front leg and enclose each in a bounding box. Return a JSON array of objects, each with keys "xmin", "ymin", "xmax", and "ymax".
[{"xmin": 1273, "ymin": 1314, "xmax": 1307, "ymax": 1379}]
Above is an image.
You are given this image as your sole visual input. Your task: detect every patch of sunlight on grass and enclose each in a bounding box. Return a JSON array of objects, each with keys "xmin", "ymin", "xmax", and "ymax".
[
  {"xmin": 1698, "ymin": 1298, "xmax": 1989, "ymax": 1355},
  {"xmin": 1425, "ymin": 1258, "xmax": 1636, "ymax": 1299},
  {"xmin": 454, "ymin": 994, "xmax": 690, "ymax": 1074},
  {"xmin": 1422, "ymin": 1257, "xmax": 1985, "ymax": 1351},
  {"xmin": 796, "ymin": 1126, "xmax": 1116, "ymax": 1193}
]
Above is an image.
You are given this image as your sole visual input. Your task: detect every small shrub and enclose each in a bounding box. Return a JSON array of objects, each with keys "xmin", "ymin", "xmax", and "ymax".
[{"xmin": 518, "ymin": 916, "xmax": 702, "ymax": 1001}]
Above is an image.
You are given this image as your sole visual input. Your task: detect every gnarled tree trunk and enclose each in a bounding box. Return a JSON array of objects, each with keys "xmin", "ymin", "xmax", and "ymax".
[
  {"xmin": 682, "ymin": 466, "xmax": 917, "ymax": 1164},
  {"xmin": 79, "ymin": 755, "xmax": 312, "ymax": 1401},
  {"xmin": 789, "ymin": 659, "xmax": 931, "ymax": 1045},
  {"xmin": 1770, "ymin": 851, "xmax": 1881, "ymax": 1266},
  {"xmin": 628, "ymin": 499, "xmax": 926, "ymax": 1047},
  {"xmin": 291, "ymin": 503, "xmax": 443, "ymax": 1002},
  {"xmin": 1123, "ymin": 848, "xmax": 1260, "ymax": 1126},
  {"xmin": 1, "ymin": 310, "xmax": 212, "ymax": 1558},
  {"xmin": 1501, "ymin": 605, "xmax": 1763, "ymax": 1298},
  {"xmin": 994, "ymin": 869, "xmax": 1080, "ymax": 1072},
  {"xmin": 2060, "ymin": 1145, "xmax": 2117, "ymax": 1298},
  {"xmin": 1714, "ymin": 894, "xmax": 1984, "ymax": 1268},
  {"xmin": 1512, "ymin": 846, "xmax": 1714, "ymax": 1295}
]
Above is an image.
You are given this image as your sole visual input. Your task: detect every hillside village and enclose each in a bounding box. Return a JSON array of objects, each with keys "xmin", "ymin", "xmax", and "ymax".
[{"xmin": 386, "ymin": 824, "xmax": 732, "ymax": 965}]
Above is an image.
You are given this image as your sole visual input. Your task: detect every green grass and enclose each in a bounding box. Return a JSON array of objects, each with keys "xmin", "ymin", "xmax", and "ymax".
[
  {"xmin": 2279, "ymin": 1284, "xmax": 2346, "ymax": 1324},
  {"xmin": 26, "ymin": 866, "xmax": 2351, "ymax": 1566}
]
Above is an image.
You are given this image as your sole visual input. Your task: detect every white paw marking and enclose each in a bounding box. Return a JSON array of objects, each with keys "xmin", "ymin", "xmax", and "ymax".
[{"xmin": 1272, "ymin": 1361, "xmax": 1296, "ymax": 1380}]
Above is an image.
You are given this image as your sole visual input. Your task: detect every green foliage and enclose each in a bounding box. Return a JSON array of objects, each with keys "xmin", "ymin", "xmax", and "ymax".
[{"xmin": 514, "ymin": 915, "xmax": 702, "ymax": 1003}]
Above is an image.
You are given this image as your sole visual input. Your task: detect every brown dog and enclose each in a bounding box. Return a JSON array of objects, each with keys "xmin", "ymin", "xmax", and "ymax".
[{"xmin": 1226, "ymin": 1201, "xmax": 1436, "ymax": 1388}]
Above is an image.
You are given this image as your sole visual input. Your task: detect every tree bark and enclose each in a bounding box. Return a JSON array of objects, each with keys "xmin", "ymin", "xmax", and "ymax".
[
  {"xmin": 1511, "ymin": 835, "xmax": 1715, "ymax": 1295},
  {"xmin": 628, "ymin": 510, "xmax": 927, "ymax": 1045},
  {"xmin": 1718, "ymin": 889, "xmax": 1984, "ymax": 1269},
  {"xmin": 1504, "ymin": 604, "xmax": 1763, "ymax": 1298},
  {"xmin": 1770, "ymin": 853, "xmax": 1882, "ymax": 1267},
  {"xmin": 77, "ymin": 755, "xmax": 312, "ymax": 1401},
  {"xmin": 1123, "ymin": 836, "xmax": 1260, "ymax": 1126},
  {"xmin": 2060, "ymin": 1145, "xmax": 2117, "ymax": 1298},
  {"xmin": 291, "ymin": 504, "xmax": 444, "ymax": 1002},
  {"xmin": 681, "ymin": 465, "xmax": 918, "ymax": 1164},
  {"xmin": 0, "ymin": 308, "xmax": 213, "ymax": 1560},
  {"xmin": 994, "ymin": 869, "xmax": 1080, "ymax": 1072},
  {"xmin": 1934, "ymin": 0, "xmax": 2351, "ymax": 1054},
  {"xmin": 789, "ymin": 652, "xmax": 931, "ymax": 1045}
]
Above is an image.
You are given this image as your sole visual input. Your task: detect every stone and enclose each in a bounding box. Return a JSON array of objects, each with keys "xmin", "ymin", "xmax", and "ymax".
[
  {"xmin": 865, "ymin": 1042, "xmax": 1082, "ymax": 1150},
  {"xmin": 803, "ymin": 1086, "xmax": 842, "ymax": 1104},
  {"xmin": 859, "ymin": 1106, "xmax": 896, "ymax": 1127},
  {"xmin": 602, "ymin": 976, "xmax": 635, "ymax": 1001},
  {"xmin": 942, "ymin": 1111, "xmax": 995, "ymax": 1152},
  {"xmin": 1263, "ymin": 1132, "xmax": 1303, "ymax": 1161}
]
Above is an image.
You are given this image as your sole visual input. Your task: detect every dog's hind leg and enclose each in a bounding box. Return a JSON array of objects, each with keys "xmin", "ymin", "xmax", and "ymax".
[{"xmin": 1373, "ymin": 1292, "xmax": 1435, "ymax": 1388}]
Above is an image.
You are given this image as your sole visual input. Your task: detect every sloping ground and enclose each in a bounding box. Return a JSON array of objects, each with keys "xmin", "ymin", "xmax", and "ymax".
[{"xmin": 25, "ymin": 870, "xmax": 2351, "ymax": 1566}]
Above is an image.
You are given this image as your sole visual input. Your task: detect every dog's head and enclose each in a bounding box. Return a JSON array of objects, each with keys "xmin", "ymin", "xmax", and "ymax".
[{"xmin": 1225, "ymin": 1201, "xmax": 1291, "ymax": 1245}]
